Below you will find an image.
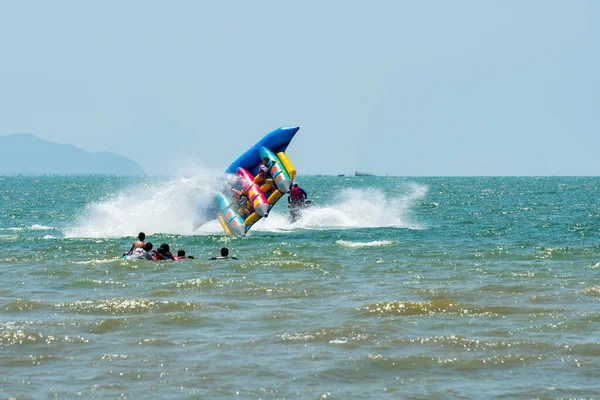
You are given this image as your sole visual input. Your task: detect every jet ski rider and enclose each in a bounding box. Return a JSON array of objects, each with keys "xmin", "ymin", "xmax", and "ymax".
[{"xmin": 288, "ymin": 182, "xmax": 307, "ymax": 205}]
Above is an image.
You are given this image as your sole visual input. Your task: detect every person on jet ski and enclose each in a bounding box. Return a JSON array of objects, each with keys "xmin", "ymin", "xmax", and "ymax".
[{"xmin": 288, "ymin": 183, "xmax": 307, "ymax": 205}]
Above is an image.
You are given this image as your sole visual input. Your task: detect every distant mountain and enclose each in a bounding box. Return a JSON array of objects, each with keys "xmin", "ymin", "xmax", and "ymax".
[{"xmin": 0, "ymin": 133, "xmax": 145, "ymax": 175}]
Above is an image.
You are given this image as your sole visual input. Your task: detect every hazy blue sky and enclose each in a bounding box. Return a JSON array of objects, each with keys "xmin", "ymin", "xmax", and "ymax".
[{"xmin": 1, "ymin": 1, "xmax": 598, "ymax": 175}]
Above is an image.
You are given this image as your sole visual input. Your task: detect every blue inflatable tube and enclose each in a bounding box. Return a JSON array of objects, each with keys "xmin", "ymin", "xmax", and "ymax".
[
  {"xmin": 214, "ymin": 192, "xmax": 247, "ymax": 236},
  {"xmin": 224, "ymin": 126, "xmax": 299, "ymax": 176}
]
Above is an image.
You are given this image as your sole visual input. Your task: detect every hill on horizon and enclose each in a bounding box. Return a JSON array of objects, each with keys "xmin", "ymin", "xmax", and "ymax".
[{"xmin": 0, "ymin": 133, "xmax": 145, "ymax": 175}]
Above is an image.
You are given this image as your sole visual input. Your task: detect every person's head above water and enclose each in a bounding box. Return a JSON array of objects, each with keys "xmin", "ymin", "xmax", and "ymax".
[
  {"xmin": 220, "ymin": 247, "xmax": 229, "ymax": 257},
  {"xmin": 177, "ymin": 250, "xmax": 185, "ymax": 257},
  {"xmin": 143, "ymin": 242, "xmax": 153, "ymax": 251},
  {"xmin": 157, "ymin": 244, "xmax": 170, "ymax": 255},
  {"xmin": 138, "ymin": 232, "xmax": 146, "ymax": 241}
]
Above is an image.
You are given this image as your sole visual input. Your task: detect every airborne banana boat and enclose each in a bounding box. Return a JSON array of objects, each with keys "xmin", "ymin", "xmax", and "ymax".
[{"xmin": 193, "ymin": 126, "xmax": 299, "ymax": 236}]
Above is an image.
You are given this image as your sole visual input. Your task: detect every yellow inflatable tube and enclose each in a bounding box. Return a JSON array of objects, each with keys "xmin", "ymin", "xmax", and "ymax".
[
  {"xmin": 276, "ymin": 152, "xmax": 296, "ymax": 181},
  {"xmin": 217, "ymin": 214, "xmax": 233, "ymax": 236},
  {"xmin": 244, "ymin": 212, "xmax": 261, "ymax": 227},
  {"xmin": 268, "ymin": 190, "xmax": 283, "ymax": 205}
]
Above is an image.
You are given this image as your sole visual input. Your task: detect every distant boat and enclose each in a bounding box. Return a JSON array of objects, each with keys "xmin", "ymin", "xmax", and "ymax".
[
  {"xmin": 355, "ymin": 171, "xmax": 375, "ymax": 177},
  {"xmin": 337, "ymin": 174, "xmax": 345, "ymax": 177}
]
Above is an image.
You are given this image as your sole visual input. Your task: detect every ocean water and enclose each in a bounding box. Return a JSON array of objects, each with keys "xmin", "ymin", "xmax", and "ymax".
[{"xmin": 1, "ymin": 175, "xmax": 599, "ymax": 399}]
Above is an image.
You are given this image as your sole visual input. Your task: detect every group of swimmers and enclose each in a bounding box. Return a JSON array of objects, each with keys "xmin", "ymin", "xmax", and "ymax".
[
  {"xmin": 123, "ymin": 232, "xmax": 193, "ymax": 261},
  {"xmin": 122, "ymin": 233, "xmax": 238, "ymax": 261}
]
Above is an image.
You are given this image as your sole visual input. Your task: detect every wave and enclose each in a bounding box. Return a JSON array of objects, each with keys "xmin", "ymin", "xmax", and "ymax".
[
  {"xmin": 357, "ymin": 300, "xmax": 561, "ymax": 316},
  {"xmin": 2, "ymin": 298, "xmax": 50, "ymax": 313},
  {"xmin": 2, "ymin": 227, "xmax": 24, "ymax": 232},
  {"xmin": 580, "ymin": 286, "xmax": 600, "ymax": 296},
  {"xmin": 358, "ymin": 300, "xmax": 467, "ymax": 316},
  {"xmin": 64, "ymin": 177, "xmax": 427, "ymax": 237},
  {"xmin": 277, "ymin": 326, "xmax": 373, "ymax": 344},
  {"xmin": 54, "ymin": 298, "xmax": 199, "ymax": 315},
  {"xmin": 30, "ymin": 224, "xmax": 54, "ymax": 231},
  {"xmin": 73, "ymin": 258, "xmax": 121, "ymax": 265},
  {"xmin": 64, "ymin": 173, "xmax": 221, "ymax": 238},
  {"xmin": 363, "ymin": 353, "xmax": 552, "ymax": 372},
  {"xmin": 0, "ymin": 328, "xmax": 88, "ymax": 349},
  {"xmin": 1, "ymin": 224, "xmax": 56, "ymax": 232},
  {"xmin": 251, "ymin": 183, "xmax": 427, "ymax": 233},
  {"xmin": 335, "ymin": 240, "xmax": 396, "ymax": 248},
  {"xmin": 163, "ymin": 277, "xmax": 220, "ymax": 289}
]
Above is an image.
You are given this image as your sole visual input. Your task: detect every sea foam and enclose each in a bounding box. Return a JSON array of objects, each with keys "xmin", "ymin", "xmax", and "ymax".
[
  {"xmin": 66, "ymin": 177, "xmax": 426, "ymax": 237},
  {"xmin": 65, "ymin": 173, "xmax": 221, "ymax": 238},
  {"xmin": 253, "ymin": 183, "xmax": 427, "ymax": 232}
]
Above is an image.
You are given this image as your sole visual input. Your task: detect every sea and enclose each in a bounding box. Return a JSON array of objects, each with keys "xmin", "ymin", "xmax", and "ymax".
[{"xmin": 1, "ymin": 175, "xmax": 599, "ymax": 399}]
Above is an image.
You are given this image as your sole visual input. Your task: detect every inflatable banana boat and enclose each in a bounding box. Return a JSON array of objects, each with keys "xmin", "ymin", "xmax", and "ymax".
[{"xmin": 194, "ymin": 126, "xmax": 299, "ymax": 236}]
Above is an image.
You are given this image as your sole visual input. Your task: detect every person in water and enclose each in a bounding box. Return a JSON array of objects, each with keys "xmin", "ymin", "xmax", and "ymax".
[
  {"xmin": 174, "ymin": 249, "xmax": 194, "ymax": 260},
  {"xmin": 255, "ymin": 157, "xmax": 274, "ymax": 193},
  {"xmin": 288, "ymin": 183, "xmax": 308, "ymax": 205},
  {"xmin": 123, "ymin": 232, "xmax": 146, "ymax": 256},
  {"xmin": 126, "ymin": 232, "xmax": 147, "ymax": 255},
  {"xmin": 155, "ymin": 243, "xmax": 174, "ymax": 260},
  {"xmin": 173, "ymin": 250, "xmax": 186, "ymax": 260},
  {"xmin": 209, "ymin": 247, "xmax": 238, "ymax": 260},
  {"xmin": 126, "ymin": 242, "xmax": 155, "ymax": 260}
]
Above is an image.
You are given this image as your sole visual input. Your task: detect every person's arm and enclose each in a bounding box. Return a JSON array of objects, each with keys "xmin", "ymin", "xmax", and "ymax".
[{"xmin": 301, "ymin": 188, "xmax": 308, "ymax": 198}]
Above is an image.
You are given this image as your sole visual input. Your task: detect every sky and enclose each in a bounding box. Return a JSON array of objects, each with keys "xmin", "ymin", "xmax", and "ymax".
[{"xmin": 0, "ymin": 1, "xmax": 598, "ymax": 176}]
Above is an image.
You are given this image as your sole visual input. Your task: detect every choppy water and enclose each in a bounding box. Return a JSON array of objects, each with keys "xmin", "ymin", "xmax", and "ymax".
[{"xmin": 1, "ymin": 175, "xmax": 599, "ymax": 399}]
